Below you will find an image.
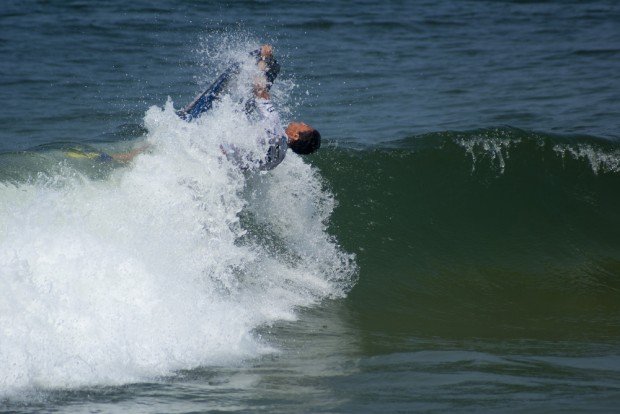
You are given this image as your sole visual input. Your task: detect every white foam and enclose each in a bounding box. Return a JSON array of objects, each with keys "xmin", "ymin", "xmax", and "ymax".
[
  {"xmin": 0, "ymin": 73, "xmax": 356, "ymax": 394},
  {"xmin": 455, "ymin": 134, "xmax": 521, "ymax": 174},
  {"xmin": 553, "ymin": 143, "xmax": 620, "ymax": 174}
]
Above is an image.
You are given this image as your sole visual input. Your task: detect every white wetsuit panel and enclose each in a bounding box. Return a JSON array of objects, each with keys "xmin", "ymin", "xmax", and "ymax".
[{"xmin": 255, "ymin": 98, "xmax": 288, "ymax": 171}]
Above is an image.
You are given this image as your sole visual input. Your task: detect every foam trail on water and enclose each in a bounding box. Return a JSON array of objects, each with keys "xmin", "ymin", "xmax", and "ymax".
[{"xmin": 0, "ymin": 61, "xmax": 356, "ymax": 395}]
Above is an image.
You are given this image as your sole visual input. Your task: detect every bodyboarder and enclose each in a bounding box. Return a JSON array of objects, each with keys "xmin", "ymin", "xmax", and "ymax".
[{"xmin": 108, "ymin": 44, "xmax": 321, "ymax": 169}]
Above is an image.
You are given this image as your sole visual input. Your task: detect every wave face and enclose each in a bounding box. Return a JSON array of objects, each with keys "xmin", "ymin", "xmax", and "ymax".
[
  {"xmin": 314, "ymin": 128, "xmax": 620, "ymax": 342},
  {"xmin": 0, "ymin": 94, "xmax": 356, "ymax": 394}
]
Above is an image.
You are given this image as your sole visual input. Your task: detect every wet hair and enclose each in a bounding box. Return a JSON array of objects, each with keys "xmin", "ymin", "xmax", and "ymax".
[{"xmin": 289, "ymin": 128, "xmax": 321, "ymax": 155}]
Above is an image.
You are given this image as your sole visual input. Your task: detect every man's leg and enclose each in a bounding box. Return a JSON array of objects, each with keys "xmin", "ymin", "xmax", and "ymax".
[
  {"xmin": 177, "ymin": 64, "xmax": 240, "ymax": 121},
  {"xmin": 177, "ymin": 47, "xmax": 280, "ymax": 121}
]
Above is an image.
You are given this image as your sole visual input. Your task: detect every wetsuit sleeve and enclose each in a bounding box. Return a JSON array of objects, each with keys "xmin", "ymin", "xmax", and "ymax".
[
  {"xmin": 250, "ymin": 49, "xmax": 280, "ymax": 88},
  {"xmin": 255, "ymin": 98, "xmax": 280, "ymax": 124}
]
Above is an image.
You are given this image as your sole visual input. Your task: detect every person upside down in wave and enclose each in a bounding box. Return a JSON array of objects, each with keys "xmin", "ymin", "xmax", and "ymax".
[{"xmin": 103, "ymin": 44, "xmax": 320, "ymax": 168}]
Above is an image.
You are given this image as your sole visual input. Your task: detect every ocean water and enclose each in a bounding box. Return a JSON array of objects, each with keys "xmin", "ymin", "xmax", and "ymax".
[{"xmin": 1, "ymin": 0, "xmax": 620, "ymax": 412}]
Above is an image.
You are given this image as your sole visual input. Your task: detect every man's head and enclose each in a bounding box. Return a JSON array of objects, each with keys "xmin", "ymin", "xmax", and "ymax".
[{"xmin": 285, "ymin": 122, "xmax": 321, "ymax": 155}]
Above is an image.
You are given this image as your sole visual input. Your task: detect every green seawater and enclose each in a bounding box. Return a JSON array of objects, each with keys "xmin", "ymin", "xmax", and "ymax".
[{"xmin": 316, "ymin": 129, "xmax": 620, "ymax": 345}]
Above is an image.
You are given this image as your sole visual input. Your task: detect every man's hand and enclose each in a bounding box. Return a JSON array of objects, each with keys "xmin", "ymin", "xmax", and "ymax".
[
  {"xmin": 253, "ymin": 80, "xmax": 269, "ymax": 100},
  {"xmin": 260, "ymin": 44, "xmax": 273, "ymax": 59},
  {"xmin": 257, "ymin": 44, "xmax": 273, "ymax": 72}
]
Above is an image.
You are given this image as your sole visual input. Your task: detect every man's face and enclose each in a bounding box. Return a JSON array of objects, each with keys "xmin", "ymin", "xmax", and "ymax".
[{"xmin": 285, "ymin": 122, "xmax": 312, "ymax": 143}]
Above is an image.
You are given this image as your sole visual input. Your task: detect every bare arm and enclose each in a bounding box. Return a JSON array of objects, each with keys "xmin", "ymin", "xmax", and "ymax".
[{"xmin": 110, "ymin": 144, "xmax": 150, "ymax": 163}]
